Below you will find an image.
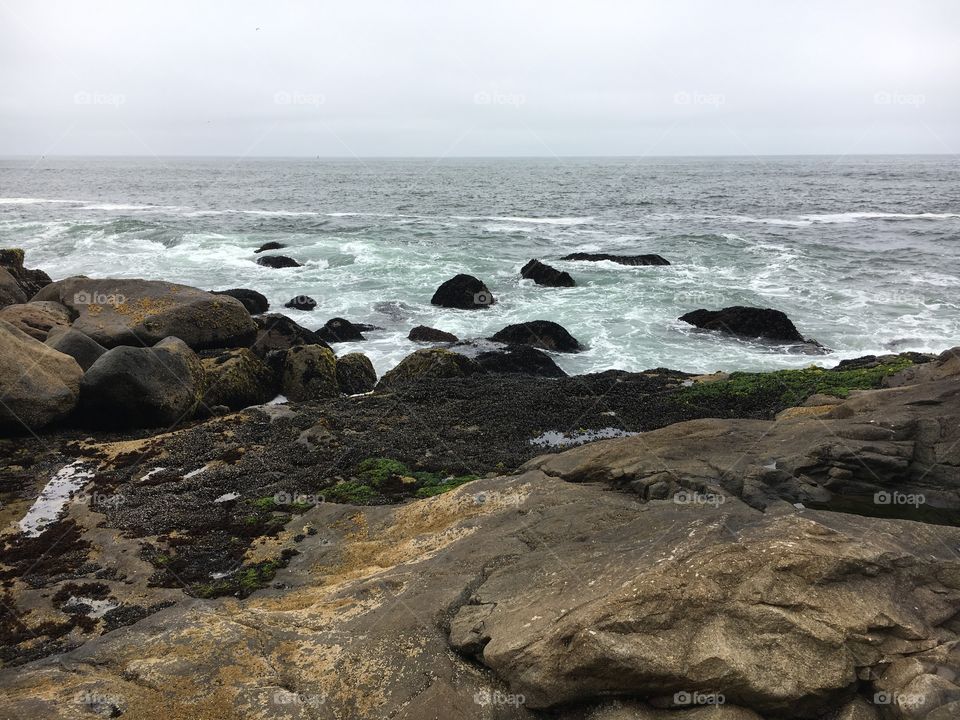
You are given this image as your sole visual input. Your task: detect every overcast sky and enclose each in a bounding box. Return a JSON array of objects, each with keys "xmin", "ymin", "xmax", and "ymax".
[{"xmin": 2, "ymin": 0, "xmax": 958, "ymax": 157}]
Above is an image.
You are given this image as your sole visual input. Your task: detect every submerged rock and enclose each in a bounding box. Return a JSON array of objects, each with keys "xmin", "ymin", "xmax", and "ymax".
[
  {"xmin": 490, "ymin": 320, "xmax": 583, "ymax": 353},
  {"xmin": 378, "ymin": 348, "xmax": 479, "ymax": 388},
  {"xmin": 408, "ymin": 325, "xmax": 459, "ymax": 343},
  {"xmin": 476, "ymin": 344, "xmax": 567, "ymax": 377},
  {"xmin": 560, "ymin": 252, "xmax": 670, "ymax": 266},
  {"xmin": 0, "ymin": 300, "xmax": 72, "ymax": 340},
  {"xmin": 79, "ymin": 337, "xmax": 205, "ymax": 428},
  {"xmin": 254, "ymin": 241, "xmax": 286, "ymax": 254},
  {"xmin": 336, "ymin": 352, "xmax": 377, "ymax": 394},
  {"xmin": 318, "ymin": 317, "xmax": 365, "ymax": 342},
  {"xmin": 521, "ymin": 259, "xmax": 575, "ymax": 287},
  {"xmin": 431, "ymin": 274, "xmax": 495, "ymax": 309},
  {"xmin": 256, "ymin": 255, "xmax": 301, "ymax": 269},
  {"xmin": 34, "ymin": 277, "xmax": 257, "ymax": 350},
  {"xmin": 44, "ymin": 326, "xmax": 107, "ymax": 371},
  {"xmin": 0, "ymin": 319, "xmax": 82, "ymax": 432},
  {"xmin": 283, "ymin": 295, "xmax": 317, "ymax": 312},
  {"xmin": 679, "ymin": 305, "xmax": 808, "ymax": 343},
  {"xmin": 212, "ymin": 288, "xmax": 269, "ymax": 315}
]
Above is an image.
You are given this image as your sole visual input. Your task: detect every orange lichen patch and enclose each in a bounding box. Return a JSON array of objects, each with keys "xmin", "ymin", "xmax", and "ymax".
[{"xmin": 112, "ymin": 296, "xmax": 177, "ymax": 323}]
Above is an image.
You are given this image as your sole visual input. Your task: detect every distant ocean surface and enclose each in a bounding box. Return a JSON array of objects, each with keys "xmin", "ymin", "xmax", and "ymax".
[{"xmin": 1, "ymin": 155, "xmax": 958, "ymax": 375}]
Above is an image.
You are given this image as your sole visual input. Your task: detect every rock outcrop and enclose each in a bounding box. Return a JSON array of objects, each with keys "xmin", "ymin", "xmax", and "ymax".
[
  {"xmin": 44, "ymin": 326, "xmax": 107, "ymax": 371},
  {"xmin": 408, "ymin": 325, "xmax": 459, "ymax": 343},
  {"xmin": 200, "ymin": 348, "xmax": 277, "ymax": 410},
  {"xmin": 283, "ymin": 295, "xmax": 317, "ymax": 311},
  {"xmin": 431, "ymin": 274, "xmax": 495, "ymax": 309},
  {"xmin": 254, "ymin": 241, "xmax": 286, "ymax": 253},
  {"xmin": 280, "ymin": 344, "xmax": 338, "ymax": 401},
  {"xmin": 250, "ymin": 313, "xmax": 330, "ymax": 356},
  {"xmin": 0, "ymin": 300, "xmax": 72, "ymax": 340},
  {"xmin": 476, "ymin": 344, "xmax": 567, "ymax": 377},
  {"xmin": 521, "ymin": 259, "xmax": 575, "ymax": 287},
  {"xmin": 0, "ymin": 248, "xmax": 51, "ymax": 308},
  {"xmin": 0, "ymin": 319, "xmax": 82, "ymax": 432},
  {"xmin": 679, "ymin": 306, "xmax": 806, "ymax": 343},
  {"xmin": 255, "ymin": 255, "xmax": 301, "ymax": 268},
  {"xmin": 317, "ymin": 317, "xmax": 365, "ymax": 342},
  {"xmin": 211, "ymin": 288, "xmax": 269, "ymax": 315},
  {"xmin": 34, "ymin": 278, "xmax": 257, "ymax": 350},
  {"xmin": 378, "ymin": 348, "xmax": 479, "ymax": 388},
  {"xmin": 560, "ymin": 252, "xmax": 671, "ymax": 266},
  {"xmin": 490, "ymin": 320, "xmax": 583, "ymax": 352},
  {"xmin": 335, "ymin": 352, "xmax": 377, "ymax": 394},
  {"xmin": 79, "ymin": 337, "xmax": 206, "ymax": 428}
]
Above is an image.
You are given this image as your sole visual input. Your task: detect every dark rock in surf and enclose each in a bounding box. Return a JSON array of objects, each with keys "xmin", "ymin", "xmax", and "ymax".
[
  {"xmin": 284, "ymin": 295, "xmax": 317, "ymax": 312},
  {"xmin": 212, "ymin": 288, "xmax": 269, "ymax": 315},
  {"xmin": 476, "ymin": 345, "xmax": 567, "ymax": 377},
  {"xmin": 250, "ymin": 314, "xmax": 330, "ymax": 357},
  {"xmin": 430, "ymin": 274, "xmax": 495, "ymax": 310},
  {"xmin": 408, "ymin": 325, "xmax": 459, "ymax": 343},
  {"xmin": 490, "ymin": 320, "xmax": 583, "ymax": 353},
  {"xmin": 318, "ymin": 317, "xmax": 366, "ymax": 343},
  {"xmin": 679, "ymin": 306, "xmax": 806, "ymax": 343},
  {"xmin": 256, "ymin": 255, "xmax": 302, "ymax": 269},
  {"xmin": 0, "ymin": 248, "xmax": 52, "ymax": 305},
  {"xmin": 521, "ymin": 259, "xmax": 575, "ymax": 287},
  {"xmin": 254, "ymin": 241, "xmax": 287, "ymax": 254},
  {"xmin": 336, "ymin": 352, "xmax": 377, "ymax": 395},
  {"xmin": 560, "ymin": 252, "xmax": 670, "ymax": 266}
]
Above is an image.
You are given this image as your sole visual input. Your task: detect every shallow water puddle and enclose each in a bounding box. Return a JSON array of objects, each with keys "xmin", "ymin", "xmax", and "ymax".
[
  {"xmin": 18, "ymin": 461, "xmax": 96, "ymax": 537},
  {"xmin": 61, "ymin": 596, "xmax": 119, "ymax": 618},
  {"xmin": 529, "ymin": 427, "xmax": 639, "ymax": 449}
]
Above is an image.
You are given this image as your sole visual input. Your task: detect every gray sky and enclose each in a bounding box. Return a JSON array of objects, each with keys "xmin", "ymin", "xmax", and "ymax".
[{"xmin": 2, "ymin": 0, "xmax": 958, "ymax": 156}]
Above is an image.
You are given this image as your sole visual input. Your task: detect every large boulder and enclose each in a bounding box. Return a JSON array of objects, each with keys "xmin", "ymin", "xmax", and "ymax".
[
  {"xmin": 44, "ymin": 326, "xmax": 107, "ymax": 371},
  {"xmin": 211, "ymin": 288, "xmax": 269, "ymax": 315},
  {"xmin": 318, "ymin": 317, "xmax": 365, "ymax": 343},
  {"xmin": 200, "ymin": 348, "xmax": 277, "ymax": 410},
  {"xmin": 679, "ymin": 306, "xmax": 806, "ymax": 343},
  {"xmin": 0, "ymin": 319, "xmax": 82, "ymax": 432},
  {"xmin": 33, "ymin": 277, "xmax": 257, "ymax": 351},
  {"xmin": 521, "ymin": 259, "xmax": 575, "ymax": 287},
  {"xmin": 256, "ymin": 255, "xmax": 301, "ymax": 269},
  {"xmin": 408, "ymin": 325, "xmax": 459, "ymax": 343},
  {"xmin": 79, "ymin": 337, "xmax": 205, "ymax": 428},
  {"xmin": 280, "ymin": 345, "xmax": 338, "ymax": 401},
  {"xmin": 336, "ymin": 352, "xmax": 377, "ymax": 395},
  {"xmin": 0, "ymin": 300, "xmax": 72, "ymax": 340},
  {"xmin": 0, "ymin": 248, "xmax": 51, "ymax": 308},
  {"xmin": 490, "ymin": 320, "xmax": 583, "ymax": 353},
  {"xmin": 378, "ymin": 348, "xmax": 479, "ymax": 389},
  {"xmin": 560, "ymin": 252, "xmax": 670, "ymax": 266},
  {"xmin": 476, "ymin": 345, "xmax": 567, "ymax": 377},
  {"xmin": 431, "ymin": 274, "xmax": 495, "ymax": 309},
  {"xmin": 250, "ymin": 314, "xmax": 330, "ymax": 357}
]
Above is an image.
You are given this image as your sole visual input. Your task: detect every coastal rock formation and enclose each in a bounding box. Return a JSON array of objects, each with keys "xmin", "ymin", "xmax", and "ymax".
[
  {"xmin": 254, "ymin": 241, "xmax": 286, "ymax": 253},
  {"xmin": 200, "ymin": 348, "xmax": 277, "ymax": 410},
  {"xmin": 476, "ymin": 344, "xmax": 567, "ymax": 377},
  {"xmin": 430, "ymin": 273, "xmax": 495, "ymax": 309},
  {"xmin": 679, "ymin": 306, "xmax": 806, "ymax": 343},
  {"xmin": 212, "ymin": 288, "xmax": 269, "ymax": 315},
  {"xmin": 250, "ymin": 313, "xmax": 330, "ymax": 355},
  {"xmin": 336, "ymin": 352, "xmax": 377, "ymax": 394},
  {"xmin": 78, "ymin": 337, "xmax": 205, "ymax": 428},
  {"xmin": 0, "ymin": 248, "xmax": 51, "ymax": 307},
  {"xmin": 318, "ymin": 317, "xmax": 365, "ymax": 342},
  {"xmin": 490, "ymin": 320, "xmax": 583, "ymax": 352},
  {"xmin": 283, "ymin": 295, "xmax": 317, "ymax": 311},
  {"xmin": 561, "ymin": 251, "xmax": 671, "ymax": 266},
  {"xmin": 378, "ymin": 347, "xmax": 479, "ymax": 388},
  {"xmin": 280, "ymin": 344, "xmax": 338, "ymax": 400},
  {"xmin": 44, "ymin": 326, "xmax": 107, "ymax": 371},
  {"xmin": 408, "ymin": 325, "xmax": 459, "ymax": 343},
  {"xmin": 255, "ymin": 255, "xmax": 301, "ymax": 268},
  {"xmin": 0, "ymin": 319, "xmax": 82, "ymax": 432},
  {"xmin": 33, "ymin": 277, "xmax": 257, "ymax": 350},
  {"xmin": 521, "ymin": 258, "xmax": 576, "ymax": 287},
  {"xmin": 0, "ymin": 300, "xmax": 72, "ymax": 340}
]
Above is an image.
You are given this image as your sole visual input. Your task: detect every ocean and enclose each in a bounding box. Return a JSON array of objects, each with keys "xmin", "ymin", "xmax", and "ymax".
[{"xmin": 1, "ymin": 155, "xmax": 958, "ymax": 376}]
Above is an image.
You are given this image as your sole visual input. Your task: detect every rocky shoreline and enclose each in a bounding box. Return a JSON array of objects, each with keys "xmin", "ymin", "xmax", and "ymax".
[{"xmin": 1, "ymin": 248, "xmax": 958, "ymax": 719}]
